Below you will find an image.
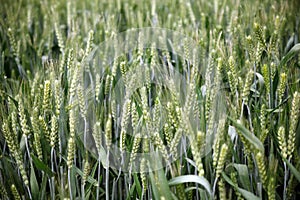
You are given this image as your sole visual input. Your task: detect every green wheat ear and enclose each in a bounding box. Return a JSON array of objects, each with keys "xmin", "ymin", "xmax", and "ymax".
[
  {"xmin": 129, "ymin": 133, "xmax": 142, "ymax": 165},
  {"xmin": 7, "ymin": 28, "xmax": 19, "ymax": 58},
  {"xmin": 190, "ymin": 133, "xmax": 204, "ymax": 176},
  {"xmin": 31, "ymin": 107, "xmax": 43, "ymax": 161},
  {"xmin": 277, "ymin": 72, "xmax": 287, "ymax": 103},
  {"xmin": 105, "ymin": 113, "xmax": 112, "ymax": 150},
  {"xmin": 67, "ymin": 136, "xmax": 76, "ymax": 169},
  {"xmin": 11, "ymin": 184, "xmax": 21, "ymax": 200},
  {"xmin": 120, "ymin": 99, "xmax": 131, "ymax": 152},
  {"xmin": 50, "ymin": 115, "xmax": 58, "ymax": 149},
  {"xmin": 42, "ymin": 80, "xmax": 51, "ymax": 112},
  {"xmin": 241, "ymin": 70, "xmax": 254, "ymax": 105},
  {"xmin": 260, "ymin": 104, "xmax": 268, "ymax": 142},
  {"xmin": 218, "ymin": 178, "xmax": 227, "ymax": 200},
  {"xmin": 19, "ymin": 101, "xmax": 30, "ymax": 137},
  {"xmin": 287, "ymin": 91, "xmax": 300, "ymax": 159},
  {"xmin": 277, "ymin": 126, "xmax": 287, "ymax": 159},
  {"xmin": 255, "ymin": 151, "xmax": 267, "ymax": 189},
  {"xmin": 216, "ymin": 143, "xmax": 228, "ymax": 179},
  {"xmin": 140, "ymin": 158, "xmax": 148, "ymax": 192},
  {"xmin": 253, "ymin": 22, "xmax": 266, "ymax": 48},
  {"xmin": 54, "ymin": 22, "xmax": 65, "ymax": 54}
]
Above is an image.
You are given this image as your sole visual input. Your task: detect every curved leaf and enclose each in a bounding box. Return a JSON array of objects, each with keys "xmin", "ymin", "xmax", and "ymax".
[
  {"xmin": 228, "ymin": 117, "xmax": 264, "ymax": 152},
  {"xmin": 282, "ymin": 157, "xmax": 300, "ymax": 182},
  {"xmin": 168, "ymin": 175, "xmax": 212, "ymax": 197},
  {"xmin": 222, "ymin": 172, "xmax": 261, "ymax": 200},
  {"xmin": 280, "ymin": 43, "xmax": 300, "ymax": 67}
]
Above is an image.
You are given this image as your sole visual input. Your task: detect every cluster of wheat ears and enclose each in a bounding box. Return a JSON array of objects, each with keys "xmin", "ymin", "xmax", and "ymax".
[{"xmin": 0, "ymin": 0, "xmax": 300, "ymax": 199}]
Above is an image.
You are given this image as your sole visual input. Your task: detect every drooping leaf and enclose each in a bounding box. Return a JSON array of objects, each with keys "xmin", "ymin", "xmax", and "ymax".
[
  {"xmin": 168, "ymin": 175, "xmax": 213, "ymax": 198},
  {"xmin": 30, "ymin": 166, "xmax": 39, "ymax": 200},
  {"xmin": 282, "ymin": 157, "xmax": 300, "ymax": 182},
  {"xmin": 149, "ymin": 170, "xmax": 161, "ymax": 200},
  {"xmin": 31, "ymin": 154, "xmax": 54, "ymax": 177},
  {"xmin": 222, "ymin": 172, "xmax": 261, "ymax": 200},
  {"xmin": 133, "ymin": 173, "xmax": 142, "ymax": 199},
  {"xmin": 228, "ymin": 117, "xmax": 264, "ymax": 152},
  {"xmin": 280, "ymin": 43, "xmax": 300, "ymax": 67},
  {"xmin": 74, "ymin": 165, "xmax": 98, "ymax": 186},
  {"xmin": 229, "ymin": 163, "xmax": 252, "ymax": 191}
]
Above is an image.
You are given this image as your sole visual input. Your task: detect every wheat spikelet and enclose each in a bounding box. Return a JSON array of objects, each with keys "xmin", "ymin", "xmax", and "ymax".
[
  {"xmin": 105, "ymin": 113, "xmax": 112, "ymax": 150},
  {"xmin": 140, "ymin": 87, "xmax": 150, "ymax": 122},
  {"xmin": 84, "ymin": 30, "xmax": 94, "ymax": 59},
  {"xmin": 31, "ymin": 107, "xmax": 43, "ymax": 160},
  {"xmin": 140, "ymin": 158, "xmax": 148, "ymax": 192},
  {"xmin": 256, "ymin": 151, "xmax": 267, "ymax": 188},
  {"xmin": 277, "ymin": 72, "xmax": 287, "ymax": 103},
  {"xmin": 11, "ymin": 184, "xmax": 21, "ymax": 200},
  {"xmin": 2, "ymin": 121, "xmax": 17, "ymax": 160},
  {"xmin": 54, "ymin": 22, "xmax": 65, "ymax": 53},
  {"xmin": 4, "ymin": 121, "xmax": 29, "ymax": 187},
  {"xmin": 120, "ymin": 99, "xmax": 131, "ymax": 151},
  {"xmin": 42, "ymin": 80, "xmax": 51, "ymax": 112},
  {"xmin": 151, "ymin": 132, "xmax": 169, "ymax": 161},
  {"xmin": 19, "ymin": 101, "xmax": 30, "ymax": 137},
  {"xmin": 95, "ymin": 73, "xmax": 101, "ymax": 102},
  {"xmin": 260, "ymin": 104, "xmax": 268, "ymax": 142},
  {"xmin": 104, "ymin": 74, "xmax": 111, "ymax": 96},
  {"xmin": 216, "ymin": 144, "xmax": 228, "ymax": 179},
  {"xmin": 11, "ymin": 111, "xmax": 19, "ymax": 144},
  {"xmin": 169, "ymin": 128, "xmax": 183, "ymax": 159},
  {"xmin": 287, "ymin": 91, "xmax": 300, "ymax": 159},
  {"xmin": 262, "ymin": 64, "xmax": 270, "ymax": 97},
  {"xmin": 131, "ymin": 101, "xmax": 139, "ymax": 131},
  {"xmin": 39, "ymin": 115, "xmax": 50, "ymax": 142},
  {"xmin": 241, "ymin": 70, "xmax": 253, "ymax": 105},
  {"xmin": 77, "ymin": 83, "xmax": 86, "ymax": 118},
  {"xmin": 253, "ymin": 22, "xmax": 266, "ymax": 48},
  {"xmin": 66, "ymin": 48, "xmax": 74, "ymax": 70},
  {"xmin": 176, "ymin": 184, "xmax": 186, "ymax": 200},
  {"xmin": 54, "ymin": 79, "xmax": 62, "ymax": 116},
  {"xmin": 190, "ymin": 134, "xmax": 204, "ymax": 176},
  {"xmin": 268, "ymin": 176, "xmax": 276, "ymax": 200},
  {"xmin": 129, "ymin": 133, "xmax": 142, "ymax": 165},
  {"xmin": 278, "ymin": 126, "xmax": 287, "ymax": 159},
  {"xmin": 246, "ymin": 35, "xmax": 254, "ymax": 58},
  {"xmin": 218, "ymin": 178, "xmax": 227, "ymax": 200},
  {"xmin": 230, "ymin": 172, "xmax": 243, "ymax": 200},
  {"xmin": 7, "ymin": 28, "xmax": 19, "ymax": 58},
  {"xmin": 50, "ymin": 115, "xmax": 58, "ymax": 149},
  {"xmin": 82, "ymin": 159, "xmax": 90, "ymax": 185},
  {"xmin": 93, "ymin": 121, "xmax": 102, "ymax": 155},
  {"xmin": 67, "ymin": 136, "xmax": 76, "ymax": 169}
]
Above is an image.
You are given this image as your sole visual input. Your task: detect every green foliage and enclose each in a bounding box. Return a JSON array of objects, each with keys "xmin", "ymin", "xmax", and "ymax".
[{"xmin": 0, "ymin": 0, "xmax": 300, "ymax": 199}]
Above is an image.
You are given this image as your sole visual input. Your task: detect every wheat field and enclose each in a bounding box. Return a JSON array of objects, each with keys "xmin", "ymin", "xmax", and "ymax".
[{"xmin": 0, "ymin": 0, "xmax": 300, "ymax": 199}]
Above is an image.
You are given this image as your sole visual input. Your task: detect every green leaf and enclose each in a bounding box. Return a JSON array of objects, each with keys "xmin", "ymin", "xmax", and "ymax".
[
  {"xmin": 39, "ymin": 175, "xmax": 48, "ymax": 200},
  {"xmin": 282, "ymin": 157, "xmax": 300, "ymax": 182},
  {"xmin": 228, "ymin": 117, "xmax": 264, "ymax": 152},
  {"xmin": 149, "ymin": 170, "xmax": 161, "ymax": 200},
  {"xmin": 74, "ymin": 165, "xmax": 98, "ymax": 186},
  {"xmin": 31, "ymin": 154, "xmax": 54, "ymax": 177},
  {"xmin": 133, "ymin": 173, "xmax": 142, "ymax": 199},
  {"xmin": 230, "ymin": 164, "xmax": 251, "ymax": 191},
  {"xmin": 168, "ymin": 175, "xmax": 212, "ymax": 198},
  {"xmin": 280, "ymin": 43, "xmax": 300, "ymax": 67},
  {"xmin": 156, "ymin": 166, "xmax": 173, "ymax": 199},
  {"xmin": 30, "ymin": 167, "xmax": 39, "ymax": 200},
  {"xmin": 126, "ymin": 182, "xmax": 136, "ymax": 200},
  {"xmin": 222, "ymin": 172, "xmax": 261, "ymax": 200},
  {"xmin": 148, "ymin": 154, "xmax": 173, "ymax": 199}
]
